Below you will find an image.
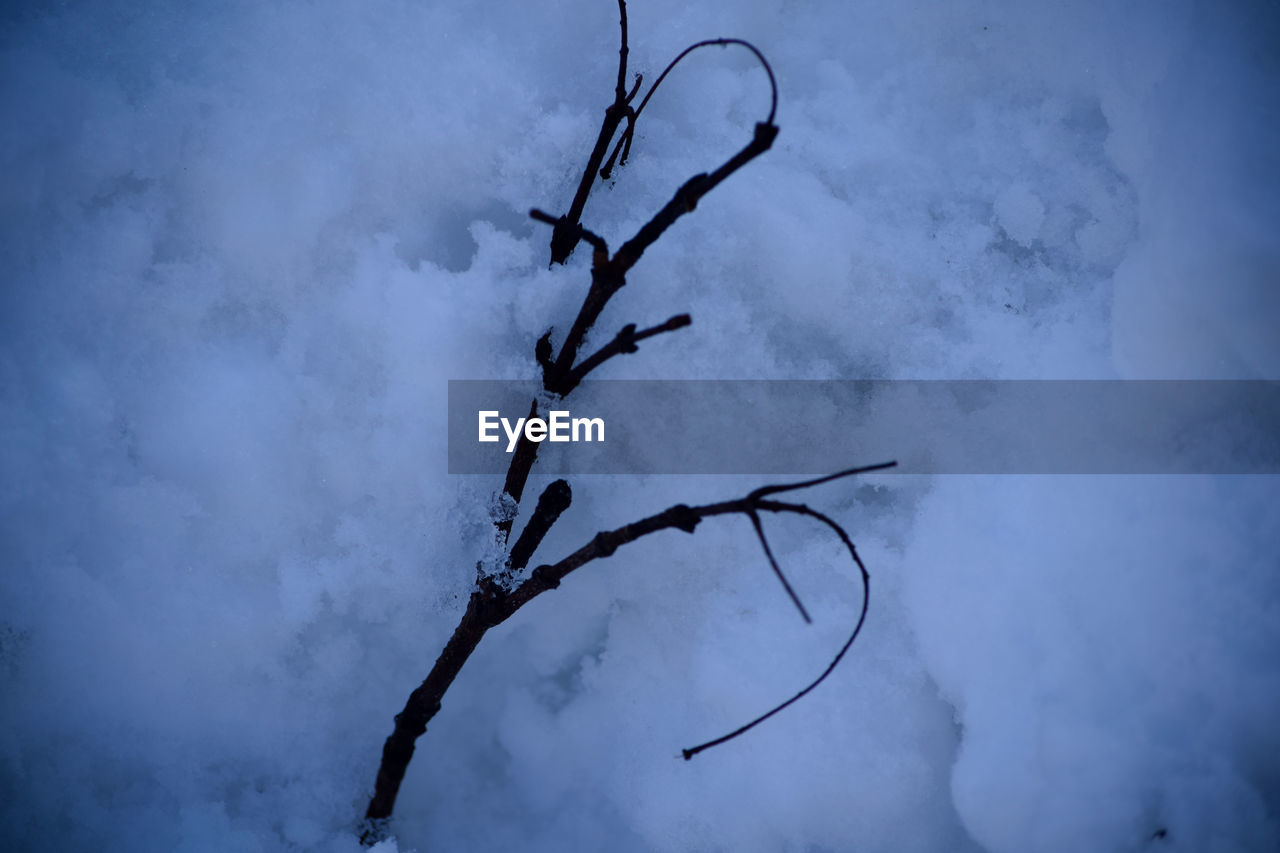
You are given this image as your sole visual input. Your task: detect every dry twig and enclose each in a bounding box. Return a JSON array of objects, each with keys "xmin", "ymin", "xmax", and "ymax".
[{"xmin": 359, "ymin": 4, "xmax": 885, "ymax": 844}]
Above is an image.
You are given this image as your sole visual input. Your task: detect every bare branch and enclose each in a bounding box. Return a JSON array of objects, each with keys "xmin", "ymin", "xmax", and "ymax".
[
  {"xmin": 681, "ymin": 499, "xmax": 872, "ymax": 760},
  {"xmin": 495, "ymin": 399, "xmax": 541, "ymax": 542},
  {"xmin": 613, "ymin": 0, "xmax": 628, "ymax": 101},
  {"xmin": 507, "ymin": 479, "xmax": 573, "ymax": 576},
  {"xmin": 360, "ymin": 464, "xmax": 892, "ymax": 840},
  {"xmin": 604, "ymin": 37, "xmax": 779, "ymax": 179},
  {"xmin": 549, "ymin": 0, "xmax": 638, "ymax": 265},
  {"xmin": 533, "ymin": 111, "xmax": 777, "ymax": 395},
  {"xmin": 533, "ymin": 34, "xmax": 779, "ymax": 395},
  {"xmin": 499, "ymin": 463, "xmax": 892, "ymax": 623},
  {"xmin": 362, "ymin": 12, "xmax": 823, "ymax": 843},
  {"xmin": 361, "ymin": 580, "xmax": 499, "ymax": 842},
  {"xmin": 531, "ymin": 207, "xmax": 608, "ymax": 257},
  {"xmin": 559, "ymin": 313, "xmax": 691, "ymax": 393},
  {"xmin": 610, "ymin": 120, "xmax": 778, "ymax": 276},
  {"xmin": 749, "ymin": 461, "xmax": 900, "ymax": 501}
]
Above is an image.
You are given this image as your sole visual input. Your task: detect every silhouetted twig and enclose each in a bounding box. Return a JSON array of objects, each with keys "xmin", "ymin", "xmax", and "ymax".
[
  {"xmin": 496, "ymin": 398, "xmax": 540, "ymax": 540},
  {"xmin": 360, "ymin": 464, "xmax": 894, "ymax": 843},
  {"xmin": 747, "ymin": 509, "xmax": 812, "ymax": 623},
  {"xmin": 602, "ymin": 37, "xmax": 778, "ymax": 180},
  {"xmin": 532, "ymin": 110, "xmax": 775, "ymax": 396},
  {"xmin": 548, "ymin": 0, "xmax": 640, "ymax": 265},
  {"xmin": 506, "ymin": 479, "xmax": 573, "ymax": 577},
  {"xmin": 359, "ymin": 4, "xmax": 882, "ymax": 845},
  {"xmin": 561, "ymin": 314, "xmax": 691, "ymax": 393},
  {"xmin": 681, "ymin": 498, "xmax": 876, "ymax": 760},
  {"xmin": 531, "ymin": 207, "xmax": 607, "ymax": 257}
]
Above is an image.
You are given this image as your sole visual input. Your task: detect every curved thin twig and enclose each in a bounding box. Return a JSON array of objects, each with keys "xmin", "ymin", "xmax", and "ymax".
[
  {"xmin": 601, "ymin": 37, "xmax": 778, "ymax": 180},
  {"xmin": 681, "ymin": 500, "xmax": 871, "ymax": 760},
  {"xmin": 749, "ymin": 461, "xmax": 900, "ymax": 501}
]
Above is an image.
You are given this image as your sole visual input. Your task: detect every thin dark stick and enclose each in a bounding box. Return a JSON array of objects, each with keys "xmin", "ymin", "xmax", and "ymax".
[
  {"xmin": 681, "ymin": 500, "xmax": 871, "ymax": 760},
  {"xmin": 746, "ymin": 509, "xmax": 811, "ymax": 623},
  {"xmin": 609, "ymin": 120, "xmax": 778, "ymax": 275},
  {"xmin": 496, "ymin": 399, "xmax": 541, "ymax": 541},
  {"xmin": 507, "ymin": 479, "xmax": 573, "ymax": 576},
  {"xmin": 749, "ymin": 461, "xmax": 899, "ymax": 501},
  {"xmin": 549, "ymin": 0, "xmax": 639, "ymax": 265},
  {"xmin": 603, "ymin": 38, "xmax": 778, "ymax": 179},
  {"xmin": 561, "ymin": 314, "xmax": 691, "ymax": 393},
  {"xmin": 614, "ymin": 0, "xmax": 628, "ymax": 103}
]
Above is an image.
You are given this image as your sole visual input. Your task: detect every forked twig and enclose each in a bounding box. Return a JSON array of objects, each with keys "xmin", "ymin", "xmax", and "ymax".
[
  {"xmin": 361, "ymin": 464, "xmax": 895, "ymax": 843},
  {"xmin": 602, "ymin": 37, "xmax": 779, "ymax": 180},
  {"xmin": 681, "ymin": 500, "xmax": 873, "ymax": 760},
  {"xmin": 548, "ymin": 0, "xmax": 640, "ymax": 265},
  {"xmin": 561, "ymin": 314, "xmax": 691, "ymax": 393},
  {"xmin": 358, "ymin": 3, "xmax": 881, "ymax": 844}
]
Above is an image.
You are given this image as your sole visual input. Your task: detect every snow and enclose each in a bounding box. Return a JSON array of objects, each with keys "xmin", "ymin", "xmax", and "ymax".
[{"xmin": 2, "ymin": 0, "xmax": 1277, "ymax": 851}]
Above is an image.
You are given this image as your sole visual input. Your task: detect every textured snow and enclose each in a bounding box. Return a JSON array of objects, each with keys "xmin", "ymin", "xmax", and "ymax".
[{"xmin": 2, "ymin": 0, "xmax": 1277, "ymax": 851}]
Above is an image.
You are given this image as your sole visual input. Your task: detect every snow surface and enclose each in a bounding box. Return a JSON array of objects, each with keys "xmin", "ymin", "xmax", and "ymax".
[{"xmin": 2, "ymin": 0, "xmax": 1278, "ymax": 851}]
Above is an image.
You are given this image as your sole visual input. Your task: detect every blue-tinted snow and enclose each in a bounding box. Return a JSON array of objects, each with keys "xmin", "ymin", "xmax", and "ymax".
[{"xmin": 1, "ymin": 1, "xmax": 1277, "ymax": 851}]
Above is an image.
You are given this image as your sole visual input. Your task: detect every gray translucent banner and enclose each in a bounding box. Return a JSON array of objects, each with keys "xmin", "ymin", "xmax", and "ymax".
[{"xmin": 447, "ymin": 380, "xmax": 1280, "ymax": 475}]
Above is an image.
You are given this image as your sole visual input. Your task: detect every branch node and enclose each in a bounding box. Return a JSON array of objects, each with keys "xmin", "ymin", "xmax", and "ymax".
[
  {"xmin": 666, "ymin": 504, "xmax": 701, "ymax": 533},
  {"xmin": 473, "ymin": 576, "xmax": 507, "ymax": 623},
  {"xmin": 592, "ymin": 531, "xmax": 618, "ymax": 557},
  {"xmin": 754, "ymin": 121, "xmax": 779, "ymax": 149},
  {"xmin": 565, "ymin": 314, "xmax": 693, "ymax": 391},
  {"xmin": 592, "ymin": 244, "xmax": 610, "ymax": 270},
  {"xmin": 531, "ymin": 208, "xmax": 609, "ymax": 265},
  {"xmin": 679, "ymin": 173, "xmax": 709, "ymax": 211},
  {"xmin": 531, "ymin": 564, "xmax": 560, "ymax": 590}
]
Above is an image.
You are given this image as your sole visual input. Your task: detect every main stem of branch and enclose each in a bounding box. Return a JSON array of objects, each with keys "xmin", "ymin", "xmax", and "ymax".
[
  {"xmin": 361, "ymin": 4, "xmax": 790, "ymax": 842},
  {"xmin": 361, "ymin": 584, "xmax": 503, "ymax": 842}
]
